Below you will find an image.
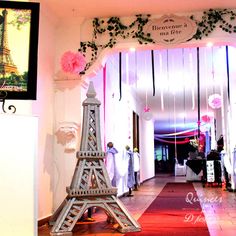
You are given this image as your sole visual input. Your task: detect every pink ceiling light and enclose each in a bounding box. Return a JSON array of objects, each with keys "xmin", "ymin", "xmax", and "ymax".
[
  {"xmin": 61, "ymin": 51, "xmax": 86, "ymax": 74},
  {"xmin": 208, "ymin": 94, "xmax": 222, "ymax": 109}
]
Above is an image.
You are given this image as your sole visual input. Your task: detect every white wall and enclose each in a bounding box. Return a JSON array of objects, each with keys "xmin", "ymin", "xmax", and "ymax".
[
  {"xmin": 52, "ymin": 17, "xmax": 85, "ymax": 210},
  {"xmin": 32, "ymin": 2, "xmax": 56, "ymax": 220},
  {"xmin": 52, "ymin": 85, "xmax": 82, "ymax": 210},
  {"xmin": 140, "ymin": 120, "xmax": 155, "ymax": 181},
  {"xmin": 228, "ymin": 47, "xmax": 236, "ymax": 151}
]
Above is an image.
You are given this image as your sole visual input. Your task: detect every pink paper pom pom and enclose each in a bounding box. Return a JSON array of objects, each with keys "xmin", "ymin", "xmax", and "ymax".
[
  {"xmin": 201, "ymin": 114, "xmax": 213, "ymax": 123},
  {"xmin": 208, "ymin": 94, "xmax": 222, "ymax": 109},
  {"xmin": 61, "ymin": 51, "xmax": 86, "ymax": 74}
]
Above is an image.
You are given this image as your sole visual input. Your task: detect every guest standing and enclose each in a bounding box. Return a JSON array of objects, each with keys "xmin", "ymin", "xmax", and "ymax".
[
  {"xmin": 106, "ymin": 142, "xmax": 118, "ymax": 187},
  {"xmin": 125, "ymin": 145, "xmax": 135, "ymax": 196},
  {"xmin": 133, "ymin": 147, "xmax": 140, "ymax": 190}
]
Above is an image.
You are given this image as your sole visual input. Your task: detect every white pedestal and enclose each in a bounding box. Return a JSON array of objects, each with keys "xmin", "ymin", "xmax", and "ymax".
[{"xmin": 0, "ymin": 114, "xmax": 38, "ymax": 236}]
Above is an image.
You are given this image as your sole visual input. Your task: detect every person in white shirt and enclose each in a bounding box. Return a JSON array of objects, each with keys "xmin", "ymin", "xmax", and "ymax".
[{"xmin": 133, "ymin": 147, "xmax": 140, "ymax": 190}]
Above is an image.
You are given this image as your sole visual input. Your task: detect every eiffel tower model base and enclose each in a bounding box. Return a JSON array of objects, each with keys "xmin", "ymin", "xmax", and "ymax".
[{"xmin": 50, "ymin": 193, "xmax": 141, "ymax": 235}]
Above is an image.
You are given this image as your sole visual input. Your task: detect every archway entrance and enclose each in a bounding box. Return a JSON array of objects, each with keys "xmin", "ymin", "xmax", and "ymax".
[{"xmin": 84, "ymin": 44, "xmax": 236, "ymax": 193}]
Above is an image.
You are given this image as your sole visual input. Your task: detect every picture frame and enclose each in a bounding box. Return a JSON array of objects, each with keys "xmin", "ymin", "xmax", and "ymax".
[{"xmin": 0, "ymin": 1, "xmax": 40, "ymax": 100}]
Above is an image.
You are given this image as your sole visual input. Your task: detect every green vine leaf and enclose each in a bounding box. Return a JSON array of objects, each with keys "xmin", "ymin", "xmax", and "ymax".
[{"xmin": 191, "ymin": 9, "xmax": 236, "ymax": 40}]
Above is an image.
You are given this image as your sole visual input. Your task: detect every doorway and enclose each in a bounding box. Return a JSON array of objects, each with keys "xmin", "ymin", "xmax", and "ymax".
[{"xmin": 90, "ymin": 45, "xmax": 236, "ymax": 183}]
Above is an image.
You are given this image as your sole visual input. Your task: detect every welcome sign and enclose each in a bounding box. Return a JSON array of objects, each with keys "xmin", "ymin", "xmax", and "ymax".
[{"xmin": 145, "ymin": 14, "xmax": 197, "ymax": 45}]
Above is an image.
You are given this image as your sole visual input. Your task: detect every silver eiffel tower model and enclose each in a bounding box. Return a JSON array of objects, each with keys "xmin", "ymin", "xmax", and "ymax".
[{"xmin": 50, "ymin": 81, "xmax": 141, "ymax": 235}]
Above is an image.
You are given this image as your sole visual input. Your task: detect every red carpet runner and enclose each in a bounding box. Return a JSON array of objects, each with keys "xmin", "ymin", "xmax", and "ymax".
[{"xmin": 125, "ymin": 182, "xmax": 210, "ymax": 236}]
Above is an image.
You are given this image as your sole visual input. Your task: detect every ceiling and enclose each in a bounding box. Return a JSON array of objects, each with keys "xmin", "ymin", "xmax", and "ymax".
[
  {"xmin": 38, "ymin": 0, "xmax": 236, "ymax": 135},
  {"xmin": 121, "ymin": 46, "xmax": 229, "ymax": 135},
  {"xmin": 39, "ymin": 0, "xmax": 236, "ymax": 19}
]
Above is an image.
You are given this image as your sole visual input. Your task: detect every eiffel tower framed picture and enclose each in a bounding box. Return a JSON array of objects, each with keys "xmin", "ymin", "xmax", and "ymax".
[{"xmin": 0, "ymin": 1, "xmax": 39, "ymax": 100}]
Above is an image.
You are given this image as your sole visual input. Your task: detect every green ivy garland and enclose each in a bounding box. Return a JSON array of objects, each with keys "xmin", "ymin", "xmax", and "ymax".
[
  {"xmin": 79, "ymin": 14, "xmax": 154, "ymax": 72},
  {"xmin": 190, "ymin": 8, "xmax": 236, "ymax": 39},
  {"xmin": 79, "ymin": 9, "xmax": 236, "ymax": 73}
]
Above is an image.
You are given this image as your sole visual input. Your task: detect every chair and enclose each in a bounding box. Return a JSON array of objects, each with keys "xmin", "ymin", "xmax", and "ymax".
[{"xmin": 175, "ymin": 158, "xmax": 186, "ymax": 176}]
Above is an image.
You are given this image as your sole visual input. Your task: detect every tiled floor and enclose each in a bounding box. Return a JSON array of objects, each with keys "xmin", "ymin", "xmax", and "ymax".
[{"xmin": 38, "ymin": 174, "xmax": 236, "ymax": 236}]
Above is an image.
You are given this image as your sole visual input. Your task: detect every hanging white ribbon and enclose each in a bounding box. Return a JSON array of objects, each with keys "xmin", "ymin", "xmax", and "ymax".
[
  {"xmin": 159, "ymin": 52, "xmax": 164, "ymax": 110},
  {"xmin": 189, "ymin": 50, "xmax": 195, "ymax": 110}
]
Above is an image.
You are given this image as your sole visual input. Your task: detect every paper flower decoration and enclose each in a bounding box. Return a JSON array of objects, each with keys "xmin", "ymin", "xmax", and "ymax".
[
  {"xmin": 61, "ymin": 51, "xmax": 86, "ymax": 74},
  {"xmin": 201, "ymin": 114, "xmax": 213, "ymax": 123},
  {"xmin": 189, "ymin": 138, "xmax": 199, "ymax": 149},
  {"xmin": 144, "ymin": 107, "xmax": 150, "ymax": 112},
  {"xmin": 208, "ymin": 94, "xmax": 222, "ymax": 109}
]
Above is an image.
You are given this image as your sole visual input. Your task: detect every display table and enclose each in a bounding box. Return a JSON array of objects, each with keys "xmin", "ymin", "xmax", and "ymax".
[
  {"xmin": 186, "ymin": 160, "xmax": 205, "ymax": 181},
  {"xmin": 186, "ymin": 159, "xmax": 206, "ymax": 175},
  {"xmin": 186, "ymin": 159, "xmax": 222, "ymax": 184}
]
